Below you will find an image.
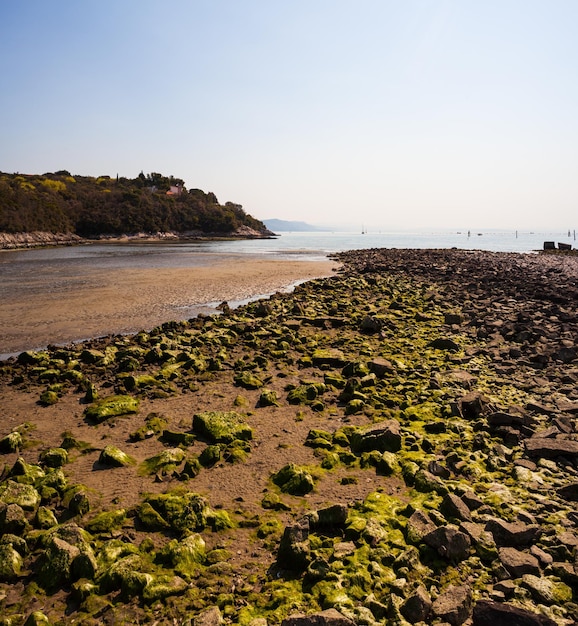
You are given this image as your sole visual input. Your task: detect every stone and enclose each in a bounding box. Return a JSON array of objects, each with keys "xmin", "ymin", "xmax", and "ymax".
[
  {"xmin": 277, "ymin": 518, "xmax": 310, "ymax": 571},
  {"xmin": 498, "ymin": 547, "xmax": 541, "ymax": 577},
  {"xmin": 273, "ymin": 464, "xmax": 315, "ymax": 496},
  {"xmin": 440, "ymin": 493, "xmax": 472, "ymax": 522},
  {"xmin": 192, "ymin": 410, "xmax": 253, "ymax": 443},
  {"xmin": 0, "ymin": 503, "xmax": 27, "ymax": 534},
  {"xmin": 459, "ymin": 392, "xmax": 488, "ymax": 419},
  {"xmin": 460, "ymin": 522, "xmax": 498, "ymax": 561},
  {"xmin": 525, "ymin": 436, "xmax": 578, "ymax": 459},
  {"xmin": 557, "ymin": 482, "xmax": 578, "ymax": 501},
  {"xmin": 424, "ymin": 525, "xmax": 471, "ymax": 562},
  {"xmin": 400, "ymin": 585, "xmax": 432, "ymax": 623},
  {"xmin": 406, "ymin": 509, "xmax": 436, "ymax": 544},
  {"xmin": 429, "ymin": 337, "xmax": 461, "ymax": 351},
  {"xmin": 36, "ymin": 536, "xmax": 80, "ymax": 591},
  {"xmin": 0, "ymin": 431, "xmax": 23, "ymax": 453},
  {"xmin": 472, "ymin": 600, "xmax": 557, "ymax": 626},
  {"xmin": 281, "ymin": 609, "xmax": 355, "ymax": 626},
  {"xmin": 431, "ymin": 584, "xmax": 472, "ymax": 625},
  {"xmin": 84, "ymin": 394, "xmax": 139, "ymax": 423},
  {"xmin": 350, "ymin": 420, "xmax": 402, "ymax": 453},
  {"xmin": 189, "ymin": 607, "xmax": 223, "ymax": 626},
  {"xmin": 367, "ymin": 357, "xmax": 394, "ymax": 377},
  {"xmin": 485, "ymin": 517, "xmax": 541, "ymax": 547},
  {"xmin": 98, "ymin": 445, "xmax": 136, "ymax": 468},
  {"xmin": 521, "ymin": 574, "xmax": 573, "ymax": 605}
]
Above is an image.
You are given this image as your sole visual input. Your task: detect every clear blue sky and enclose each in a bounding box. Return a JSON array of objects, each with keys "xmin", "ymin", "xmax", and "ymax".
[{"xmin": 1, "ymin": 1, "xmax": 577, "ymax": 230}]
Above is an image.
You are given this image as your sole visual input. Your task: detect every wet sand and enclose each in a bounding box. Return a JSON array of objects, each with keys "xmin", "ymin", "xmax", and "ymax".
[{"xmin": 0, "ymin": 256, "xmax": 337, "ymax": 357}]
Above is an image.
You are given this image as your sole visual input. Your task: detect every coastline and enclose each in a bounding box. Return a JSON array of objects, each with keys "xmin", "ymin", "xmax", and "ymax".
[
  {"xmin": 0, "ymin": 256, "xmax": 337, "ymax": 357},
  {"xmin": 1, "ymin": 248, "xmax": 578, "ymax": 624}
]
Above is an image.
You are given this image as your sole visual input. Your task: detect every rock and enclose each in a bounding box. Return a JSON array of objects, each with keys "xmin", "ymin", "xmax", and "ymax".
[
  {"xmin": 400, "ymin": 585, "xmax": 432, "ymax": 623},
  {"xmin": 192, "ymin": 410, "xmax": 253, "ymax": 443},
  {"xmin": 142, "ymin": 574, "xmax": 188, "ymax": 602},
  {"xmin": 424, "ymin": 525, "xmax": 471, "ymax": 562},
  {"xmin": 36, "ymin": 536, "xmax": 80, "ymax": 591},
  {"xmin": 431, "ymin": 584, "xmax": 472, "ymax": 625},
  {"xmin": 367, "ymin": 357, "xmax": 394, "ymax": 377},
  {"xmin": 161, "ymin": 534, "xmax": 206, "ymax": 578},
  {"xmin": 472, "ymin": 600, "xmax": 557, "ymax": 626},
  {"xmin": 406, "ymin": 509, "xmax": 436, "ymax": 544},
  {"xmin": 277, "ymin": 518, "xmax": 310, "ymax": 570},
  {"xmin": 0, "ymin": 431, "xmax": 23, "ymax": 453},
  {"xmin": 281, "ymin": 609, "xmax": 355, "ymax": 626},
  {"xmin": 0, "ymin": 543, "xmax": 23, "ymax": 581},
  {"xmin": 186, "ymin": 606, "xmax": 223, "ymax": 626},
  {"xmin": 521, "ymin": 574, "xmax": 573, "ymax": 605},
  {"xmin": 525, "ymin": 436, "xmax": 578, "ymax": 459},
  {"xmin": 459, "ymin": 392, "xmax": 488, "ymax": 419},
  {"xmin": 98, "ymin": 445, "xmax": 136, "ymax": 468},
  {"xmin": 309, "ymin": 504, "xmax": 348, "ymax": 529},
  {"xmin": 40, "ymin": 447, "xmax": 68, "ymax": 468},
  {"xmin": 69, "ymin": 491, "xmax": 90, "ymax": 516},
  {"xmin": 23, "ymin": 612, "xmax": 51, "ymax": 626},
  {"xmin": 485, "ymin": 517, "xmax": 541, "ymax": 547},
  {"xmin": 100, "ymin": 554, "xmax": 152, "ymax": 597},
  {"xmin": 498, "ymin": 547, "xmax": 541, "ymax": 577},
  {"xmin": 0, "ymin": 503, "xmax": 28, "ymax": 534},
  {"xmin": 350, "ymin": 420, "xmax": 402, "ymax": 453},
  {"xmin": 83, "ymin": 394, "xmax": 139, "ymax": 422},
  {"xmin": 429, "ymin": 337, "xmax": 461, "ymax": 351},
  {"xmin": 414, "ymin": 469, "xmax": 449, "ymax": 495},
  {"xmin": 273, "ymin": 464, "xmax": 315, "ymax": 495},
  {"xmin": 460, "ymin": 522, "xmax": 498, "ymax": 562},
  {"xmin": 440, "ymin": 493, "xmax": 472, "ymax": 522},
  {"xmin": 0, "ymin": 480, "xmax": 40, "ymax": 510}
]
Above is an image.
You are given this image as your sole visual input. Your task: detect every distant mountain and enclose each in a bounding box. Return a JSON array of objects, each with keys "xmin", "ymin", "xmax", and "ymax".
[{"xmin": 263, "ymin": 219, "xmax": 331, "ymax": 232}]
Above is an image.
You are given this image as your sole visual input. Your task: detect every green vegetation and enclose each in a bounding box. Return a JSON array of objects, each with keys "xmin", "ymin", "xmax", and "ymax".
[{"xmin": 0, "ymin": 170, "xmax": 270, "ymax": 237}]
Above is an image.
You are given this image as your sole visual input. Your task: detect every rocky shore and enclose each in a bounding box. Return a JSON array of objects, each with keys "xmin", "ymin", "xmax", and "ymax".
[
  {"xmin": 0, "ymin": 227, "xmax": 275, "ymax": 250},
  {"xmin": 0, "ymin": 248, "xmax": 577, "ymax": 625}
]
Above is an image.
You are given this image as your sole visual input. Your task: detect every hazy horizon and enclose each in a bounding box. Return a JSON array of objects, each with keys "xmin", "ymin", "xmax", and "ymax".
[{"xmin": 2, "ymin": 1, "xmax": 577, "ymax": 231}]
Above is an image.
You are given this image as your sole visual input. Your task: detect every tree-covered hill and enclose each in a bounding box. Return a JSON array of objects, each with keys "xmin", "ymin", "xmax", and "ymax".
[{"xmin": 0, "ymin": 170, "xmax": 273, "ymax": 238}]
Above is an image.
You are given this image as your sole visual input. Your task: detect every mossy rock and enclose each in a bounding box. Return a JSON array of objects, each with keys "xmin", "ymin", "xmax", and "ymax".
[
  {"xmin": 39, "ymin": 389, "xmax": 59, "ymax": 406},
  {"xmin": 130, "ymin": 412, "xmax": 168, "ymax": 441},
  {"xmin": 85, "ymin": 509, "xmax": 126, "ymax": 534},
  {"xmin": 8, "ymin": 458, "xmax": 46, "ymax": 485},
  {"xmin": 0, "ymin": 432, "xmax": 23, "ymax": 454},
  {"xmin": 258, "ymin": 389, "xmax": 281, "ymax": 407},
  {"xmin": 136, "ymin": 502, "xmax": 171, "ymax": 532},
  {"xmin": 99, "ymin": 554, "xmax": 152, "ymax": 598},
  {"xmin": 98, "ymin": 445, "xmax": 136, "ymax": 468},
  {"xmin": 84, "ymin": 395, "xmax": 139, "ymax": 423},
  {"xmin": 0, "ymin": 543, "xmax": 23, "ymax": 581},
  {"xmin": 272, "ymin": 464, "xmax": 315, "ymax": 496},
  {"xmin": 305, "ymin": 429, "xmax": 334, "ymax": 449},
  {"xmin": 193, "ymin": 411, "xmax": 253, "ymax": 444},
  {"xmin": 199, "ymin": 445, "xmax": 221, "ymax": 467},
  {"xmin": 142, "ymin": 574, "xmax": 188, "ymax": 603},
  {"xmin": 40, "ymin": 447, "xmax": 68, "ymax": 468},
  {"xmin": 0, "ymin": 480, "xmax": 40, "ymax": 510},
  {"xmin": 160, "ymin": 533, "xmax": 206, "ymax": 578},
  {"xmin": 234, "ymin": 372, "xmax": 264, "ymax": 389},
  {"xmin": 261, "ymin": 492, "xmax": 291, "ymax": 511},
  {"xmin": 36, "ymin": 536, "xmax": 81, "ymax": 591},
  {"xmin": 23, "ymin": 611, "xmax": 50, "ymax": 626},
  {"xmin": 140, "ymin": 448, "xmax": 186, "ymax": 475},
  {"xmin": 35, "ymin": 506, "xmax": 58, "ymax": 529},
  {"xmin": 159, "ymin": 429, "xmax": 195, "ymax": 446},
  {"xmin": 140, "ymin": 491, "xmax": 210, "ymax": 534}
]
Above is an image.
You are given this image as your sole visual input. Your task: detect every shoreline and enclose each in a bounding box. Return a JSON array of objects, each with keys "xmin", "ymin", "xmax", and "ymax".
[{"xmin": 0, "ymin": 257, "xmax": 337, "ymax": 358}]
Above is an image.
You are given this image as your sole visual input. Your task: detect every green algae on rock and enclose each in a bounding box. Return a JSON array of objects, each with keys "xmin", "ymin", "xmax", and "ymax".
[
  {"xmin": 193, "ymin": 410, "xmax": 253, "ymax": 443},
  {"xmin": 83, "ymin": 394, "xmax": 139, "ymax": 423}
]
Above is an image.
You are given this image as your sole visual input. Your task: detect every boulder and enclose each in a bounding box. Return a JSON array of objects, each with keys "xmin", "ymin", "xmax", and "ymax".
[
  {"xmin": 84, "ymin": 394, "xmax": 139, "ymax": 423},
  {"xmin": 498, "ymin": 547, "xmax": 541, "ymax": 577},
  {"xmin": 485, "ymin": 517, "xmax": 541, "ymax": 547},
  {"xmin": 521, "ymin": 574, "xmax": 573, "ymax": 605},
  {"xmin": 424, "ymin": 525, "xmax": 471, "ymax": 562},
  {"xmin": 0, "ymin": 503, "xmax": 28, "ymax": 534},
  {"xmin": 187, "ymin": 606, "xmax": 223, "ymax": 626},
  {"xmin": 0, "ymin": 543, "xmax": 23, "ymax": 581},
  {"xmin": 192, "ymin": 410, "xmax": 253, "ymax": 443},
  {"xmin": 98, "ymin": 445, "xmax": 136, "ymax": 468},
  {"xmin": 36, "ymin": 536, "xmax": 80, "ymax": 591},
  {"xmin": 350, "ymin": 420, "xmax": 402, "ymax": 453},
  {"xmin": 406, "ymin": 509, "xmax": 436, "ymax": 544},
  {"xmin": 440, "ymin": 493, "xmax": 472, "ymax": 522},
  {"xmin": 273, "ymin": 464, "xmax": 315, "ymax": 496},
  {"xmin": 525, "ymin": 436, "xmax": 578, "ymax": 459},
  {"xmin": 0, "ymin": 480, "xmax": 40, "ymax": 510},
  {"xmin": 472, "ymin": 600, "xmax": 557, "ymax": 626},
  {"xmin": 400, "ymin": 585, "xmax": 432, "ymax": 623},
  {"xmin": 431, "ymin": 584, "xmax": 472, "ymax": 625},
  {"xmin": 277, "ymin": 518, "xmax": 310, "ymax": 571}
]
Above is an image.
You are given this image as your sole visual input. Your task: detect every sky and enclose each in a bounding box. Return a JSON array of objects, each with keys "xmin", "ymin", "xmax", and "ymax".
[{"xmin": 1, "ymin": 0, "xmax": 577, "ymax": 230}]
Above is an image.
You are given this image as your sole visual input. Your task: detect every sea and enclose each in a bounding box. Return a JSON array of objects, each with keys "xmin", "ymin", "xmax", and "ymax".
[{"xmin": 0, "ymin": 228, "xmax": 574, "ymax": 285}]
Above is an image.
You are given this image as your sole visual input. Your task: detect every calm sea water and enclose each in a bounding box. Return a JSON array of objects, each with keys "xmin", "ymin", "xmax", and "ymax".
[{"xmin": 0, "ymin": 229, "xmax": 574, "ymax": 283}]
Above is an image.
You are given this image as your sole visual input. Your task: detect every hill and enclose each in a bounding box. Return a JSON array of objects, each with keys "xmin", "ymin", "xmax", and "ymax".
[
  {"xmin": 0, "ymin": 170, "xmax": 273, "ymax": 241},
  {"xmin": 263, "ymin": 218, "xmax": 330, "ymax": 232}
]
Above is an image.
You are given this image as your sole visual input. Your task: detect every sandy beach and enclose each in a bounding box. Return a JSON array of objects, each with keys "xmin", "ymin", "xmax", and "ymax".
[{"xmin": 0, "ymin": 256, "xmax": 337, "ymax": 357}]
